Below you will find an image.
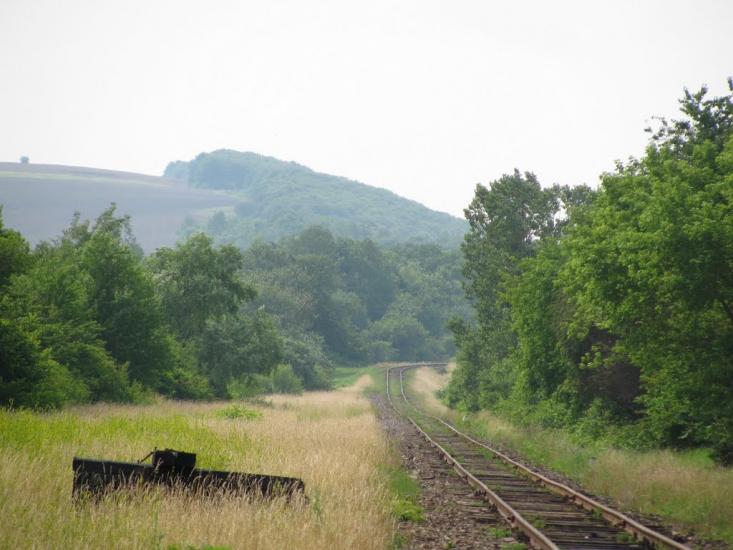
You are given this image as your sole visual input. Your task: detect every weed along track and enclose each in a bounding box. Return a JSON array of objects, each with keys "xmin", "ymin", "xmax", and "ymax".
[{"xmin": 387, "ymin": 364, "xmax": 692, "ymax": 550}]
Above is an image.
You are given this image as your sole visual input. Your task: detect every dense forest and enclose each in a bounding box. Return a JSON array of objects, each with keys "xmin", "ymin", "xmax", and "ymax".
[
  {"xmin": 0, "ymin": 208, "xmax": 469, "ymax": 407},
  {"xmin": 446, "ymin": 84, "xmax": 733, "ymax": 464},
  {"xmin": 165, "ymin": 150, "xmax": 467, "ymax": 248}
]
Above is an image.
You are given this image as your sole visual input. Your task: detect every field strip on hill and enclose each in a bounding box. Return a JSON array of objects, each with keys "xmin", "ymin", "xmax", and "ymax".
[{"xmin": 0, "ymin": 170, "xmax": 176, "ymax": 187}]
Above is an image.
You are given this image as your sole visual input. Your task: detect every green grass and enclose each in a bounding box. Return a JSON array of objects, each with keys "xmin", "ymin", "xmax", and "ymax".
[
  {"xmin": 331, "ymin": 364, "xmax": 387, "ymax": 394},
  {"xmin": 214, "ymin": 404, "xmax": 262, "ymax": 420},
  {"xmin": 342, "ymin": 364, "xmax": 427, "ymax": 533},
  {"xmin": 381, "ymin": 464, "xmax": 424, "ymax": 523},
  {"xmin": 0, "ymin": 403, "xmax": 258, "ymax": 548},
  {"xmin": 331, "ymin": 366, "xmax": 371, "ymax": 388},
  {"xmin": 0, "ymin": 405, "xmax": 254, "ymax": 469},
  {"xmin": 615, "ymin": 532, "xmax": 635, "ymax": 544},
  {"xmin": 486, "ymin": 526, "xmax": 513, "ymax": 538},
  {"xmin": 526, "ymin": 514, "xmax": 546, "ymax": 529}
]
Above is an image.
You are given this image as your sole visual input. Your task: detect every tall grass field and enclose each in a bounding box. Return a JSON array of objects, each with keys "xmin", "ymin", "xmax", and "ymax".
[{"xmin": 0, "ymin": 377, "xmax": 396, "ymax": 549}]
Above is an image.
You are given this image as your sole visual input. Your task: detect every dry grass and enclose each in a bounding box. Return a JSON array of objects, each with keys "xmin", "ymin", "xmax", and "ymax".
[
  {"xmin": 406, "ymin": 369, "xmax": 449, "ymax": 416},
  {"xmin": 0, "ymin": 383, "xmax": 396, "ymax": 549},
  {"xmin": 587, "ymin": 448, "xmax": 733, "ymax": 541},
  {"xmin": 406, "ymin": 363, "xmax": 454, "ymax": 417}
]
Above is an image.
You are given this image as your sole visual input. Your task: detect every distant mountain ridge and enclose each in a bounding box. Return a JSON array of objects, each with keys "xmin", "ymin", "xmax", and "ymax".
[{"xmin": 164, "ymin": 150, "xmax": 467, "ymax": 248}]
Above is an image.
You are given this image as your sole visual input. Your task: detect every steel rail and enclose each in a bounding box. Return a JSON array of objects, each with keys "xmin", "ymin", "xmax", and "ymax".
[
  {"xmin": 387, "ymin": 364, "xmax": 559, "ymax": 550},
  {"xmin": 387, "ymin": 363, "xmax": 692, "ymax": 550}
]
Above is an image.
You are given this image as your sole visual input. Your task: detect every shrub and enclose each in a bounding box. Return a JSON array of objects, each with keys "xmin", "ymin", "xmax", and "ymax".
[
  {"xmin": 391, "ymin": 497, "xmax": 424, "ymax": 522},
  {"xmin": 270, "ymin": 364, "xmax": 303, "ymax": 394},
  {"xmin": 296, "ymin": 364, "xmax": 332, "ymax": 390},
  {"xmin": 227, "ymin": 374, "xmax": 270, "ymax": 399},
  {"xmin": 215, "ymin": 404, "xmax": 262, "ymax": 420}
]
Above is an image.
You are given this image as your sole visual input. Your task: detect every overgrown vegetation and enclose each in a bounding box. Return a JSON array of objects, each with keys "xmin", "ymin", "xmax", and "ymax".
[
  {"xmin": 446, "ymin": 82, "xmax": 733, "ymax": 465},
  {"xmin": 384, "ymin": 465, "xmax": 424, "ymax": 522}
]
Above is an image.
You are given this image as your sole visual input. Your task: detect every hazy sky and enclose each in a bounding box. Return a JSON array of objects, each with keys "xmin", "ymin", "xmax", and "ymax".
[{"xmin": 1, "ymin": 1, "xmax": 730, "ymax": 217}]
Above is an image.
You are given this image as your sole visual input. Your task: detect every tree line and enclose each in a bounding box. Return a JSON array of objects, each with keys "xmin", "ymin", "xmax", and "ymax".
[
  {"xmin": 0, "ymin": 208, "xmax": 469, "ymax": 407},
  {"xmin": 238, "ymin": 226, "xmax": 470, "ymax": 378},
  {"xmin": 446, "ymin": 83, "xmax": 733, "ymax": 464}
]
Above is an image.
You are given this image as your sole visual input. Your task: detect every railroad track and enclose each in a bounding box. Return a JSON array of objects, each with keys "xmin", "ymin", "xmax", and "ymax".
[{"xmin": 386, "ymin": 363, "xmax": 691, "ymax": 550}]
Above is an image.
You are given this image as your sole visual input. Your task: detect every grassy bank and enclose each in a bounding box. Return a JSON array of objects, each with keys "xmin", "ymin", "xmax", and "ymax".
[
  {"xmin": 406, "ymin": 366, "xmax": 733, "ymax": 545},
  {"xmin": 0, "ymin": 382, "xmax": 397, "ymax": 549},
  {"xmin": 331, "ymin": 365, "xmax": 386, "ymax": 391}
]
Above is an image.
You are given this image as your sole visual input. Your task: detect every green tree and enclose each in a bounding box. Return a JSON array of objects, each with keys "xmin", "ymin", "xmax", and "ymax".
[
  {"xmin": 199, "ymin": 309, "xmax": 283, "ymax": 397},
  {"xmin": 449, "ymin": 83, "xmax": 733, "ymax": 462},
  {"xmin": 5, "ymin": 243, "xmax": 131, "ymax": 402},
  {"xmin": 561, "ymin": 84, "xmax": 733, "ymax": 458},
  {"xmin": 270, "ymin": 364, "xmax": 304, "ymax": 394},
  {"xmin": 238, "ymin": 225, "xmax": 470, "ymax": 369},
  {"xmin": 70, "ymin": 207, "xmax": 173, "ymax": 388},
  {"xmin": 148, "ymin": 233, "xmax": 254, "ymax": 340},
  {"xmin": 447, "ymin": 172, "xmax": 560, "ymax": 408},
  {"xmin": 0, "ymin": 207, "xmax": 32, "ymax": 288},
  {"xmin": 0, "ymin": 317, "xmax": 86, "ymax": 408},
  {"xmin": 367, "ymin": 311, "xmax": 431, "ymax": 362},
  {"xmin": 338, "ymin": 239, "xmax": 397, "ymax": 320}
]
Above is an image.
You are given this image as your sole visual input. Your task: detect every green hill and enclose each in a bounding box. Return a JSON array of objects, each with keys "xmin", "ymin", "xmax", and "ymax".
[{"xmin": 165, "ymin": 150, "xmax": 467, "ymax": 248}]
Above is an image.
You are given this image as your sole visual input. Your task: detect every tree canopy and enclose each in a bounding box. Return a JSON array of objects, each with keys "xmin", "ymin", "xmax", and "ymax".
[{"xmin": 446, "ymin": 82, "xmax": 733, "ymax": 463}]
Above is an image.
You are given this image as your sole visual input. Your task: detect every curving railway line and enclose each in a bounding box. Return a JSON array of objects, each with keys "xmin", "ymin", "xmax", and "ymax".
[{"xmin": 386, "ymin": 363, "xmax": 691, "ymax": 550}]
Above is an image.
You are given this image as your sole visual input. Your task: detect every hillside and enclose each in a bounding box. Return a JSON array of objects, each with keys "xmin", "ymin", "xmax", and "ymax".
[
  {"xmin": 165, "ymin": 150, "xmax": 468, "ymax": 248},
  {"xmin": 0, "ymin": 163, "xmax": 238, "ymax": 252}
]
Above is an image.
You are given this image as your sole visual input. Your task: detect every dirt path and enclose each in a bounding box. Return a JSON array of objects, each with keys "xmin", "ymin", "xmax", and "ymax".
[{"xmin": 374, "ymin": 394, "xmax": 520, "ymax": 549}]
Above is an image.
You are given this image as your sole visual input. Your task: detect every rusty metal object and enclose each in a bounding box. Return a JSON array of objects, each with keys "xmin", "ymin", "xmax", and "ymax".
[
  {"xmin": 387, "ymin": 364, "xmax": 692, "ymax": 550},
  {"xmin": 72, "ymin": 448, "xmax": 305, "ymax": 500}
]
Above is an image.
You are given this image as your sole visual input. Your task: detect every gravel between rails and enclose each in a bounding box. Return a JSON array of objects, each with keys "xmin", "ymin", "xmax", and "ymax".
[{"xmin": 373, "ymin": 394, "xmax": 521, "ymax": 549}]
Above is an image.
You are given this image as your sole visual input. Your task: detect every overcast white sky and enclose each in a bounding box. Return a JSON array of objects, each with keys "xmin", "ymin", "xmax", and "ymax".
[{"xmin": 1, "ymin": 1, "xmax": 730, "ymax": 217}]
